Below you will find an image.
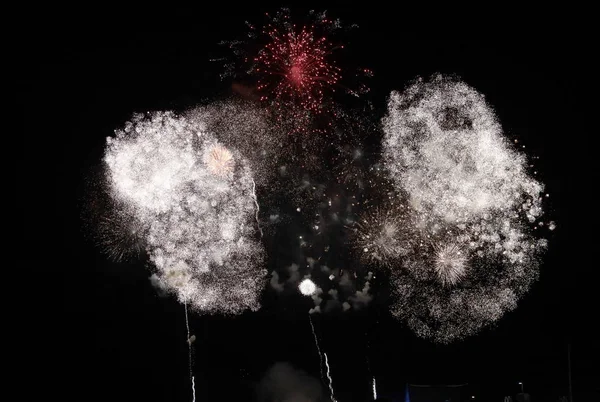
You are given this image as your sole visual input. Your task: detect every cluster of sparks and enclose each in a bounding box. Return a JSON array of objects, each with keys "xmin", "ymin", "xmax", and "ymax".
[
  {"xmin": 218, "ymin": 8, "xmax": 371, "ymax": 131},
  {"xmin": 348, "ymin": 74, "xmax": 552, "ymax": 343},
  {"xmin": 203, "ymin": 143, "xmax": 234, "ymax": 177},
  {"xmin": 353, "ymin": 206, "xmax": 409, "ymax": 268},
  {"xmin": 433, "ymin": 242, "xmax": 467, "ymax": 286},
  {"xmin": 92, "ymin": 8, "xmax": 554, "ymax": 363},
  {"xmin": 103, "ymin": 111, "xmax": 266, "ymax": 314},
  {"xmin": 254, "ymin": 23, "xmax": 341, "ymax": 114}
]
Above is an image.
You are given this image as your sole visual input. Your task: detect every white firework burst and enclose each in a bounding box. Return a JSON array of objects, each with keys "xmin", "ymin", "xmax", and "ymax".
[
  {"xmin": 204, "ymin": 143, "xmax": 234, "ymax": 177},
  {"xmin": 103, "ymin": 111, "xmax": 265, "ymax": 314},
  {"xmin": 97, "ymin": 211, "xmax": 148, "ymax": 262},
  {"xmin": 433, "ymin": 242, "xmax": 467, "ymax": 286},
  {"xmin": 299, "ymin": 278, "xmax": 317, "ymax": 296},
  {"xmin": 353, "ymin": 207, "xmax": 410, "ymax": 267},
  {"xmin": 382, "ymin": 75, "xmax": 549, "ymax": 343}
]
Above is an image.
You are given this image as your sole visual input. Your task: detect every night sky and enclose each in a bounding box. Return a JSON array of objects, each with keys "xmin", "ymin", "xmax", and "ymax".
[{"xmin": 21, "ymin": 4, "xmax": 597, "ymax": 402}]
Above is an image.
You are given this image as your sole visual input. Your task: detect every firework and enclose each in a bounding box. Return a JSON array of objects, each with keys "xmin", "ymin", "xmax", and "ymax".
[
  {"xmin": 324, "ymin": 352, "xmax": 337, "ymax": 402},
  {"xmin": 185, "ymin": 99, "xmax": 285, "ymax": 189},
  {"xmin": 82, "ymin": 168, "xmax": 149, "ymax": 263},
  {"xmin": 351, "ymin": 206, "xmax": 410, "ymax": 267},
  {"xmin": 380, "ymin": 74, "xmax": 550, "ymax": 343},
  {"xmin": 218, "ymin": 8, "xmax": 372, "ymax": 120},
  {"xmin": 309, "ymin": 314, "xmax": 324, "ymax": 384},
  {"xmin": 96, "ymin": 210, "xmax": 148, "ymax": 262},
  {"xmin": 372, "ymin": 377, "xmax": 377, "ymax": 400},
  {"xmin": 299, "ymin": 278, "xmax": 317, "ymax": 296},
  {"xmin": 382, "ymin": 74, "xmax": 544, "ymax": 224},
  {"xmin": 103, "ymin": 110, "xmax": 266, "ymax": 314},
  {"xmin": 184, "ymin": 302, "xmax": 196, "ymax": 402},
  {"xmin": 204, "ymin": 143, "xmax": 234, "ymax": 177},
  {"xmin": 254, "ymin": 24, "xmax": 340, "ymax": 114},
  {"xmin": 433, "ymin": 242, "xmax": 467, "ymax": 286}
]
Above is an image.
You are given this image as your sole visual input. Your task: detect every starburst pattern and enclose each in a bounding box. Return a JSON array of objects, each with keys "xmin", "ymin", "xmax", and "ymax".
[
  {"xmin": 97, "ymin": 208, "xmax": 148, "ymax": 262},
  {"xmin": 217, "ymin": 8, "xmax": 372, "ymax": 126},
  {"xmin": 352, "ymin": 206, "xmax": 410, "ymax": 267},
  {"xmin": 433, "ymin": 242, "xmax": 467, "ymax": 286},
  {"xmin": 204, "ymin": 143, "xmax": 234, "ymax": 177},
  {"xmin": 254, "ymin": 24, "xmax": 341, "ymax": 114}
]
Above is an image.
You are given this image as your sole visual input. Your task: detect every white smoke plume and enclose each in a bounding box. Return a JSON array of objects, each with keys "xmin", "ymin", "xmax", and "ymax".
[{"xmin": 257, "ymin": 362, "xmax": 326, "ymax": 402}]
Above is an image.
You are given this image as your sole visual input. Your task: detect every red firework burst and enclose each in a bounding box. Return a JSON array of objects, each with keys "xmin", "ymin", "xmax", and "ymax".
[{"xmin": 254, "ymin": 24, "xmax": 341, "ymax": 114}]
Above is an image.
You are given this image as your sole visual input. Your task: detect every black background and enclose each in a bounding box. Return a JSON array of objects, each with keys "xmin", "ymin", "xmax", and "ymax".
[{"xmin": 18, "ymin": 3, "xmax": 596, "ymax": 401}]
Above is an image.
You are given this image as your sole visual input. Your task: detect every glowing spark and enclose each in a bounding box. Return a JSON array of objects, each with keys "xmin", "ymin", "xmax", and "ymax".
[
  {"xmin": 184, "ymin": 302, "xmax": 196, "ymax": 402},
  {"xmin": 251, "ymin": 178, "xmax": 263, "ymax": 238},
  {"xmin": 309, "ymin": 314, "xmax": 324, "ymax": 384},
  {"xmin": 382, "ymin": 74, "xmax": 544, "ymax": 224},
  {"xmin": 218, "ymin": 8, "xmax": 372, "ymax": 132},
  {"xmin": 299, "ymin": 278, "xmax": 317, "ymax": 296},
  {"xmin": 324, "ymin": 352, "xmax": 337, "ymax": 402},
  {"xmin": 372, "ymin": 377, "xmax": 377, "ymax": 400},
  {"xmin": 96, "ymin": 209, "xmax": 147, "ymax": 262},
  {"xmin": 352, "ymin": 207, "xmax": 409, "ymax": 267}
]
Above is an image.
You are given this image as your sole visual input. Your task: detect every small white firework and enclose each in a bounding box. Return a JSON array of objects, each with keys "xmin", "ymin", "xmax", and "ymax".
[
  {"xmin": 433, "ymin": 242, "xmax": 467, "ymax": 286},
  {"xmin": 299, "ymin": 278, "xmax": 317, "ymax": 296},
  {"xmin": 353, "ymin": 207, "xmax": 410, "ymax": 267},
  {"xmin": 204, "ymin": 143, "xmax": 234, "ymax": 177}
]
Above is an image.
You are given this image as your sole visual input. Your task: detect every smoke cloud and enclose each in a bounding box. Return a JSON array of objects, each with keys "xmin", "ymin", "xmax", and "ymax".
[{"xmin": 257, "ymin": 362, "xmax": 326, "ymax": 402}]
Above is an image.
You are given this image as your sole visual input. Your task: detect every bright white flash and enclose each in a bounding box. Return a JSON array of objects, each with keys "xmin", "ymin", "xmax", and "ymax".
[{"xmin": 299, "ymin": 278, "xmax": 317, "ymax": 296}]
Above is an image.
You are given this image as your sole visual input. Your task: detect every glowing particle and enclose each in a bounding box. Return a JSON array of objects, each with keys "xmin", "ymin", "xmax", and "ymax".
[{"xmin": 299, "ymin": 278, "xmax": 317, "ymax": 296}]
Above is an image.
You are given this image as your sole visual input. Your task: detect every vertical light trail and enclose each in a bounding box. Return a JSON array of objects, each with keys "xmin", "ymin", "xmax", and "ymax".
[
  {"xmin": 251, "ymin": 179, "xmax": 263, "ymax": 238},
  {"xmin": 309, "ymin": 314, "xmax": 324, "ymax": 383},
  {"xmin": 372, "ymin": 377, "xmax": 377, "ymax": 400},
  {"xmin": 324, "ymin": 352, "xmax": 337, "ymax": 402},
  {"xmin": 184, "ymin": 302, "xmax": 196, "ymax": 402},
  {"xmin": 366, "ymin": 333, "xmax": 376, "ymax": 400}
]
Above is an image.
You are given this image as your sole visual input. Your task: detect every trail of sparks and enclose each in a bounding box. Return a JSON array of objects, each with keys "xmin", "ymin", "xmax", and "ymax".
[
  {"xmin": 372, "ymin": 377, "xmax": 377, "ymax": 400},
  {"xmin": 309, "ymin": 314, "xmax": 324, "ymax": 384},
  {"xmin": 251, "ymin": 178, "xmax": 263, "ymax": 238},
  {"xmin": 184, "ymin": 302, "xmax": 196, "ymax": 402},
  {"xmin": 366, "ymin": 335, "xmax": 375, "ymax": 400},
  {"xmin": 324, "ymin": 352, "xmax": 337, "ymax": 402}
]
